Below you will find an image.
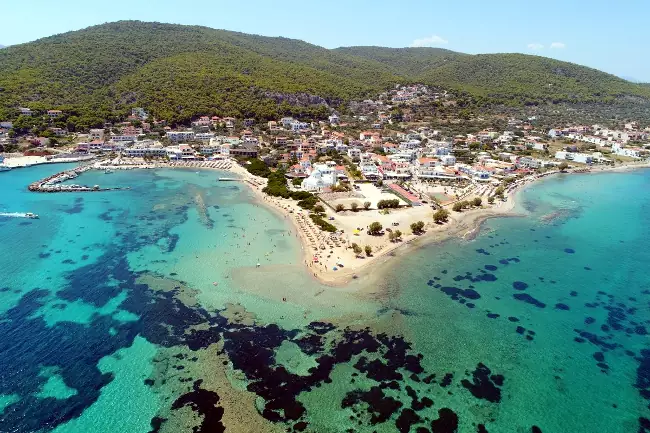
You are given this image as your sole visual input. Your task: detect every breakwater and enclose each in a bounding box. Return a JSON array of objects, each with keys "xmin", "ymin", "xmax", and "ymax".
[{"xmin": 27, "ymin": 165, "xmax": 129, "ymax": 193}]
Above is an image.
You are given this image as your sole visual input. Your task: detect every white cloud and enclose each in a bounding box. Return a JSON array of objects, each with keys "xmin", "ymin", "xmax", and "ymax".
[
  {"xmin": 410, "ymin": 35, "xmax": 449, "ymax": 48},
  {"xmin": 527, "ymin": 43, "xmax": 544, "ymax": 51},
  {"xmin": 550, "ymin": 42, "xmax": 566, "ymax": 49}
]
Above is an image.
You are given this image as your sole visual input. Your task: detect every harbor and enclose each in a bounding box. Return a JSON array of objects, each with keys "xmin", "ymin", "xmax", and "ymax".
[{"xmin": 27, "ymin": 164, "xmax": 129, "ymax": 193}]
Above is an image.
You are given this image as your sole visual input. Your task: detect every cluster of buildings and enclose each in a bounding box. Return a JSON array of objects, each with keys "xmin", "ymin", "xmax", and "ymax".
[{"xmin": 548, "ymin": 122, "xmax": 650, "ymax": 159}]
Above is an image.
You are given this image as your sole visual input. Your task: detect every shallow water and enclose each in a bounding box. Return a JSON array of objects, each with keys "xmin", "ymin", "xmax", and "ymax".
[{"xmin": 0, "ymin": 165, "xmax": 648, "ymax": 433}]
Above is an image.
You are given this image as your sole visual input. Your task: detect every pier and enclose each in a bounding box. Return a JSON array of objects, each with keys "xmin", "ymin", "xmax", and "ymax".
[{"xmin": 27, "ymin": 165, "xmax": 129, "ymax": 193}]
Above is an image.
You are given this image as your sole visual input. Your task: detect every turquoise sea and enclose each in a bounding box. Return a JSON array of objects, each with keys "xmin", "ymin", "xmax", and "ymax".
[{"xmin": 0, "ymin": 163, "xmax": 649, "ymax": 433}]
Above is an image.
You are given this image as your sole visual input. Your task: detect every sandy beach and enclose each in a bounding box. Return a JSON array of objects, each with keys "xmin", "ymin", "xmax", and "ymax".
[{"xmin": 23, "ymin": 155, "xmax": 650, "ymax": 287}]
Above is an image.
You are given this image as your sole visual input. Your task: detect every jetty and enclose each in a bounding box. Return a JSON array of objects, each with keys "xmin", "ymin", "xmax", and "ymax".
[{"xmin": 27, "ymin": 164, "xmax": 129, "ymax": 193}]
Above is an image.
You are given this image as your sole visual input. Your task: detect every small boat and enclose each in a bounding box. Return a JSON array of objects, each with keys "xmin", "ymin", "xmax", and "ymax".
[
  {"xmin": 25, "ymin": 213, "xmax": 39, "ymax": 219},
  {"xmin": 104, "ymin": 169, "xmax": 114, "ymax": 174},
  {"xmin": 0, "ymin": 166, "xmax": 11, "ymax": 172}
]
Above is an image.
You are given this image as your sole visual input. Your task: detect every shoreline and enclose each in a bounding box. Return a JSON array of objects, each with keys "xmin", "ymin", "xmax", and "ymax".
[{"xmin": 23, "ymin": 156, "xmax": 650, "ymax": 286}]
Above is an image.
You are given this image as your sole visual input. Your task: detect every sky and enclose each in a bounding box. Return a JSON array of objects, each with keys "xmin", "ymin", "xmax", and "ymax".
[{"xmin": 1, "ymin": 0, "xmax": 649, "ymax": 82}]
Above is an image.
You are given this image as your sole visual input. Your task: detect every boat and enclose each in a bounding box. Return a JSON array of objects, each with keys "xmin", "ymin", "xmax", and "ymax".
[
  {"xmin": 104, "ymin": 169, "xmax": 114, "ymax": 174},
  {"xmin": 0, "ymin": 212, "xmax": 39, "ymax": 219},
  {"xmin": 0, "ymin": 166, "xmax": 11, "ymax": 172}
]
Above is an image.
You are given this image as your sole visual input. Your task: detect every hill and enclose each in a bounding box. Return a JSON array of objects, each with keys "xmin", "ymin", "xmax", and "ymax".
[
  {"xmin": 0, "ymin": 21, "xmax": 649, "ymax": 129},
  {"xmin": 336, "ymin": 47, "xmax": 650, "ymax": 106}
]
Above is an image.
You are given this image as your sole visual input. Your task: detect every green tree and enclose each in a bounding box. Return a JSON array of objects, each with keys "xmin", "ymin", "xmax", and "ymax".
[
  {"xmin": 558, "ymin": 162, "xmax": 569, "ymax": 171},
  {"xmin": 364, "ymin": 245, "xmax": 373, "ymax": 256},
  {"xmin": 452, "ymin": 202, "xmax": 464, "ymax": 212},
  {"xmin": 388, "ymin": 232, "xmax": 396, "ymax": 242},
  {"xmin": 472, "ymin": 197, "xmax": 482, "ymax": 207},
  {"xmin": 335, "ymin": 204, "xmax": 345, "ymax": 212},
  {"xmin": 410, "ymin": 220, "xmax": 425, "ymax": 234},
  {"xmin": 313, "ymin": 204, "xmax": 325, "ymax": 214},
  {"xmin": 394, "ymin": 229, "xmax": 402, "ymax": 240},
  {"xmin": 363, "ymin": 201, "xmax": 371, "ymax": 210},
  {"xmin": 352, "ymin": 243, "xmax": 363, "ymax": 256},
  {"xmin": 495, "ymin": 186, "xmax": 505, "ymax": 198},
  {"xmin": 292, "ymin": 177, "xmax": 303, "ymax": 186},
  {"xmin": 433, "ymin": 209, "xmax": 450, "ymax": 223},
  {"xmin": 351, "ymin": 202, "xmax": 359, "ymax": 212},
  {"xmin": 488, "ymin": 196, "xmax": 495, "ymax": 204},
  {"xmin": 368, "ymin": 221, "xmax": 383, "ymax": 235}
]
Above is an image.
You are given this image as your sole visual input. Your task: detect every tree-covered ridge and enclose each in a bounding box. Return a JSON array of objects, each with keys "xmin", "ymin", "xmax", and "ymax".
[
  {"xmin": 333, "ymin": 46, "xmax": 463, "ymax": 76},
  {"xmin": 0, "ymin": 21, "xmax": 649, "ymax": 127}
]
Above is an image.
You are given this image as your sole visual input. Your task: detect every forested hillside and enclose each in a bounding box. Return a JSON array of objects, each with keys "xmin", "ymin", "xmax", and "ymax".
[{"xmin": 0, "ymin": 21, "xmax": 649, "ymax": 129}]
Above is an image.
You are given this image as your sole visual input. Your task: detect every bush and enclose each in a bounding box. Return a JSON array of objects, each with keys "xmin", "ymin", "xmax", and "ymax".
[
  {"xmin": 433, "ymin": 209, "xmax": 450, "ymax": 223},
  {"xmin": 377, "ymin": 199, "xmax": 400, "ymax": 209},
  {"xmin": 364, "ymin": 245, "xmax": 373, "ymax": 256},
  {"xmin": 313, "ymin": 204, "xmax": 325, "ymax": 214},
  {"xmin": 495, "ymin": 186, "xmax": 505, "ymax": 197},
  {"xmin": 558, "ymin": 162, "xmax": 569, "ymax": 171},
  {"xmin": 291, "ymin": 177, "xmax": 303, "ymax": 186},
  {"xmin": 410, "ymin": 221, "xmax": 425, "ymax": 234},
  {"xmin": 472, "ymin": 197, "xmax": 482, "ymax": 207},
  {"xmin": 352, "ymin": 243, "xmax": 363, "ymax": 256},
  {"xmin": 488, "ymin": 196, "xmax": 495, "ymax": 204},
  {"xmin": 351, "ymin": 202, "xmax": 359, "ymax": 212},
  {"xmin": 335, "ymin": 204, "xmax": 345, "ymax": 212},
  {"xmin": 363, "ymin": 201, "xmax": 371, "ymax": 210},
  {"xmin": 394, "ymin": 229, "xmax": 402, "ymax": 240},
  {"xmin": 310, "ymin": 214, "xmax": 336, "ymax": 232},
  {"xmin": 368, "ymin": 221, "xmax": 383, "ymax": 235},
  {"xmin": 452, "ymin": 202, "xmax": 463, "ymax": 212}
]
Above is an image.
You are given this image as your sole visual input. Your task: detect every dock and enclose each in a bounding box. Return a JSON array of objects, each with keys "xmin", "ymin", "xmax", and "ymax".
[{"xmin": 27, "ymin": 164, "xmax": 129, "ymax": 193}]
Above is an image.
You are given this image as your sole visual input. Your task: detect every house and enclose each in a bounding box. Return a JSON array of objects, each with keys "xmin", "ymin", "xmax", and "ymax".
[
  {"xmin": 111, "ymin": 133, "xmax": 138, "ymax": 143},
  {"xmin": 347, "ymin": 148, "xmax": 361, "ymax": 160},
  {"xmin": 277, "ymin": 117, "xmax": 293, "ymax": 128},
  {"xmin": 548, "ymin": 129, "xmax": 563, "ymax": 138},
  {"xmin": 167, "ymin": 131, "xmax": 195, "ymax": 142},
  {"xmin": 526, "ymin": 141, "xmax": 548, "ymax": 152},
  {"xmin": 440, "ymin": 155, "xmax": 456, "ymax": 166},
  {"xmin": 47, "ymin": 110, "xmax": 62, "ymax": 118},
  {"xmin": 223, "ymin": 117, "xmax": 236, "ymax": 129},
  {"xmin": 131, "ymin": 107, "xmax": 148, "ymax": 120},
  {"xmin": 49, "ymin": 127, "xmax": 67, "ymax": 137},
  {"xmin": 275, "ymin": 136, "xmax": 288, "ymax": 146},
  {"xmin": 166, "ymin": 144, "xmax": 196, "ymax": 160},
  {"xmin": 516, "ymin": 156, "xmax": 541, "ymax": 169},
  {"xmin": 268, "ymin": 121, "xmax": 281, "ymax": 131},
  {"xmin": 360, "ymin": 131, "xmax": 374, "ymax": 141},
  {"xmin": 123, "ymin": 147, "xmax": 166, "ymax": 158},
  {"xmin": 555, "ymin": 151, "xmax": 593, "ymax": 164},
  {"xmin": 191, "ymin": 116, "xmax": 212, "ymax": 127},
  {"xmin": 89, "ymin": 129, "xmax": 105, "ymax": 142},
  {"xmin": 19, "ymin": 107, "xmax": 32, "ymax": 116},
  {"xmin": 328, "ymin": 114, "xmax": 340, "ymax": 125},
  {"xmin": 195, "ymin": 132, "xmax": 215, "ymax": 142},
  {"xmin": 229, "ymin": 144, "xmax": 259, "ymax": 158}
]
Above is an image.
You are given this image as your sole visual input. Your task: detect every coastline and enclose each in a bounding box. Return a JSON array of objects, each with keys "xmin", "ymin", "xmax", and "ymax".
[{"xmin": 24, "ymin": 156, "xmax": 650, "ymax": 287}]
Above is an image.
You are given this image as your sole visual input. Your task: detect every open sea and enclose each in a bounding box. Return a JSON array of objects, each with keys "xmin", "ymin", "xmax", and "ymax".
[{"xmin": 0, "ymin": 163, "xmax": 649, "ymax": 433}]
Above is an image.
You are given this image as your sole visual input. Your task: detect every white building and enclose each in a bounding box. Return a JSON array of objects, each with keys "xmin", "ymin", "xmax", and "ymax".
[
  {"xmin": 440, "ymin": 155, "xmax": 456, "ymax": 166},
  {"xmin": 18, "ymin": 108, "xmax": 32, "ymax": 116},
  {"xmin": 166, "ymin": 144, "xmax": 195, "ymax": 160},
  {"xmin": 195, "ymin": 132, "xmax": 215, "ymax": 142},
  {"xmin": 555, "ymin": 151, "xmax": 593, "ymax": 164},
  {"xmin": 89, "ymin": 129, "xmax": 105, "ymax": 142},
  {"xmin": 347, "ymin": 148, "xmax": 361, "ymax": 159},
  {"xmin": 111, "ymin": 134, "xmax": 138, "ymax": 143},
  {"xmin": 167, "ymin": 131, "xmax": 195, "ymax": 142},
  {"xmin": 123, "ymin": 147, "xmax": 166, "ymax": 157},
  {"xmin": 302, "ymin": 164, "xmax": 338, "ymax": 191}
]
